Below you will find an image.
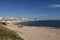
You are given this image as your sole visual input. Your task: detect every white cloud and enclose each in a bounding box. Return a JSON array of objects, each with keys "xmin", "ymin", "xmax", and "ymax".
[{"xmin": 50, "ymin": 4, "xmax": 60, "ymax": 8}]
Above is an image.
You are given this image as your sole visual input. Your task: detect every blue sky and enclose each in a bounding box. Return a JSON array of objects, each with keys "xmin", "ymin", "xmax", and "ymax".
[{"xmin": 0, "ymin": 0, "xmax": 60, "ymax": 19}]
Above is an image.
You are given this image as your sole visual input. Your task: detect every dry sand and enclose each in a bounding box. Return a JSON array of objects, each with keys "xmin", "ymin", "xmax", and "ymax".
[{"xmin": 4, "ymin": 24, "xmax": 60, "ymax": 40}]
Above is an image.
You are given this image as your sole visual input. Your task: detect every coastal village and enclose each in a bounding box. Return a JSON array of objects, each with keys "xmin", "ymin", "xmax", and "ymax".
[
  {"xmin": 0, "ymin": 16, "xmax": 41, "ymax": 21},
  {"xmin": 0, "ymin": 16, "xmax": 31, "ymax": 23}
]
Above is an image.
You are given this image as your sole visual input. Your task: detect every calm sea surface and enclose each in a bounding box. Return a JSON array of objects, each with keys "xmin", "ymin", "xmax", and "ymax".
[{"xmin": 18, "ymin": 20, "xmax": 60, "ymax": 28}]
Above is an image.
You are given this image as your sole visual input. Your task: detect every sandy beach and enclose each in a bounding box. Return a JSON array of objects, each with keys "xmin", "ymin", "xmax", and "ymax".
[{"xmin": 3, "ymin": 24, "xmax": 60, "ymax": 40}]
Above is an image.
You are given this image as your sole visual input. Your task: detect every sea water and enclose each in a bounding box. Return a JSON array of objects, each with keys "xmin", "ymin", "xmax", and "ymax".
[{"xmin": 18, "ymin": 20, "xmax": 60, "ymax": 28}]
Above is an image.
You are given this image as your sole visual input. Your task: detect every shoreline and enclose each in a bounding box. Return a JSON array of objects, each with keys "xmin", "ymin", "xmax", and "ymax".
[{"xmin": 3, "ymin": 23, "xmax": 60, "ymax": 40}]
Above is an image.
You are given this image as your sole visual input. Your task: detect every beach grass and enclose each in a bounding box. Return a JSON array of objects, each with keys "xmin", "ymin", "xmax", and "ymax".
[{"xmin": 0, "ymin": 23, "xmax": 24, "ymax": 40}]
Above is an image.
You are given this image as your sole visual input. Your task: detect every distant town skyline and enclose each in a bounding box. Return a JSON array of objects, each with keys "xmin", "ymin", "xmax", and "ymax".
[{"xmin": 0, "ymin": 0, "xmax": 60, "ymax": 20}]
